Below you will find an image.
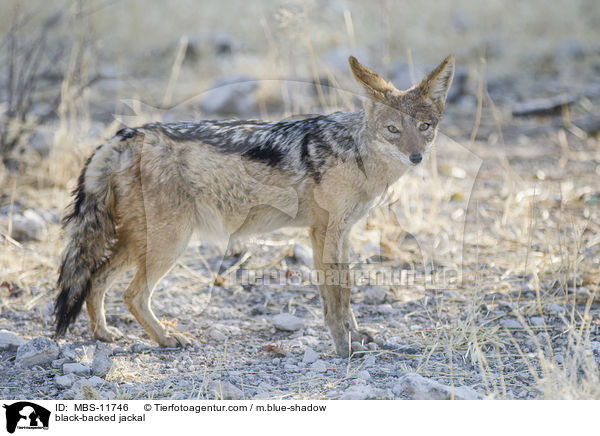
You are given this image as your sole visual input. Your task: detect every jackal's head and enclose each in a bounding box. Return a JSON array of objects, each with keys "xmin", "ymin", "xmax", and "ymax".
[{"xmin": 349, "ymin": 55, "xmax": 454, "ymax": 166}]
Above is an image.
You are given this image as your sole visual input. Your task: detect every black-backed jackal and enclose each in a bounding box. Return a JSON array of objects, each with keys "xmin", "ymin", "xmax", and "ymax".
[{"xmin": 55, "ymin": 55, "xmax": 454, "ymax": 356}]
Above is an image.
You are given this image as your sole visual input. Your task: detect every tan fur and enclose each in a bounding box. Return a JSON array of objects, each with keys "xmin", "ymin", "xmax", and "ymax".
[{"xmin": 60, "ymin": 55, "xmax": 455, "ymax": 356}]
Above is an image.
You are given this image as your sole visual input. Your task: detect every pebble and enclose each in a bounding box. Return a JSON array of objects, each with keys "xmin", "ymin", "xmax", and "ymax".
[
  {"xmin": 92, "ymin": 352, "xmax": 113, "ymax": 377},
  {"xmin": 499, "ymin": 318, "xmax": 522, "ymax": 329},
  {"xmin": 212, "ymin": 380, "xmax": 243, "ymax": 400},
  {"xmin": 340, "ymin": 384, "xmax": 376, "ymax": 400},
  {"xmin": 362, "ymin": 355, "xmax": 376, "ymax": 368},
  {"xmin": 394, "ymin": 373, "xmax": 482, "ymax": 400},
  {"xmin": 310, "ymin": 360, "xmax": 327, "ymax": 373},
  {"xmin": 530, "ymin": 316, "xmax": 544, "ymax": 327},
  {"xmin": 548, "ymin": 304, "xmax": 565, "ymax": 315},
  {"xmin": 0, "ymin": 330, "xmax": 26, "ymax": 350},
  {"xmin": 271, "ymin": 313, "xmax": 304, "ymax": 331},
  {"xmin": 15, "ymin": 337, "xmax": 59, "ymax": 367},
  {"xmin": 63, "ymin": 363, "xmax": 91, "ymax": 376},
  {"xmin": 4, "ymin": 209, "xmax": 48, "ymax": 241},
  {"xmin": 55, "ymin": 374, "xmax": 75, "ymax": 389},
  {"xmin": 209, "ymin": 328, "xmax": 228, "ymax": 342},
  {"xmin": 302, "ymin": 347, "xmax": 319, "ymax": 364},
  {"xmin": 358, "ymin": 369, "xmax": 371, "ymax": 381}
]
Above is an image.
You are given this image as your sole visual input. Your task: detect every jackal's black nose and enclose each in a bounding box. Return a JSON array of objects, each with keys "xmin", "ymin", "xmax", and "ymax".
[{"xmin": 409, "ymin": 152, "xmax": 423, "ymax": 164}]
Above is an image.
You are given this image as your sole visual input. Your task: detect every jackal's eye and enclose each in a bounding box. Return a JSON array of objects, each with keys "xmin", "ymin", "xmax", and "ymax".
[
  {"xmin": 419, "ymin": 122, "xmax": 431, "ymax": 132},
  {"xmin": 387, "ymin": 125, "xmax": 400, "ymax": 133}
]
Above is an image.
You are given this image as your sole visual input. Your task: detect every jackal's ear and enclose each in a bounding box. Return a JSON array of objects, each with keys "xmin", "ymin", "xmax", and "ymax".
[
  {"xmin": 418, "ymin": 55, "xmax": 455, "ymax": 109},
  {"xmin": 348, "ymin": 56, "xmax": 395, "ymax": 103}
]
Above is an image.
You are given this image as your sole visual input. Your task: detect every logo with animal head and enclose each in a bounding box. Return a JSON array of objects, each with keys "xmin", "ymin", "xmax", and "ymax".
[{"xmin": 2, "ymin": 402, "xmax": 50, "ymax": 433}]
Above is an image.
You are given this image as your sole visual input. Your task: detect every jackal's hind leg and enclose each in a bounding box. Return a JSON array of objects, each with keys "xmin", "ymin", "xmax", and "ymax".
[
  {"xmin": 122, "ymin": 226, "xmax": 193, "ymax": 348},
  {"xmin": 86, "ymin": 247, "xmax": 130, "ymax": 342}
]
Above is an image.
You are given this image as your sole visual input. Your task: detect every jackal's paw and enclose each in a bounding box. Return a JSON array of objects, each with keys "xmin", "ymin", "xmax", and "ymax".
[
  {"xmin": 158, "ymin": 331, "xmax": 192, "ymax": 348},
  {"xmin": 333, "ymin": 327, "xmax": 378, "ymax": 357},
  {"xmin": 352, "ymin": 327, "xmax": 377, "ymax": 344},
  {"xmin": 92, "ymin": 326, "xmax": 123, "ymax": 342}
]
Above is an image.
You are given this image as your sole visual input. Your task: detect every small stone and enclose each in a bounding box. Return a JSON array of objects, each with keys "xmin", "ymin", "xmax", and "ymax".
[
  {"xmin": 302, "ymin": 347, "xmax": 319, "ymax": 364},
  {"xmin": 60, "ymin": 344, "xmax": 80, "ymax": 361},
  {"xmin": 86, "ymin": 376, "xmax": 105, "ymax": 388},
  {"xmin": 292, "ymin": 243, "xmax": 313, "ymax": 267},
  {"xmin": 362, "ymin": 355, "xmax": 376, "ymax": 367},
  {"xmin": 91, "ymin": 352, "xmax": 113, "ymax": 377},
  {"xmin": 15, "ymin": 337, "xmax": 59, "ymax": 367},
  {"xmin": 310, "ymin": 360, "xmax": 327, "ymax": 373},
  {"xmin": 55, "ymin": 374, "xmax": 75, "ymax": 389},
  {"xmin": 452, "ymin": 386, "xmax": 482, "ymax": 400},
  {"xmin": 375, "ymin": 304, "xmax": 394, "ymax": 314},
  {"xmin": 52, "ymin": 358, "xmax": 68, "ymax": 369},
  {"xmin": 364, "ymin": 286, "xmax": 387, "ymax": 304},
  {"xmin": 7, "ymin": 210, "xmax": 48, "ymax": 241},
  {"xmin": 101, "ymin": 391, "xmax": 116, "ymax": 400},
  {"xmin": 63, "ymin": 362, "xmax": 91, "ymax": 376},
  {"xmin": 395, "ymin": 373, "xmax": 482, "ymax": 400},
  {"xmin": 340, "ymin": 384, "xmax": 375, "ymax": 400},
  {"xmin": 271, "ymin": 313, "xmax": 304, "ymax": 331},
  {"xmin": 500, "ymin": 318, "xmax": 522, "ymax": 329},
  {"xmin": 0, "ymin": 330, "xmax": 26, "ymax": 350},
  {"xmin": 358, "ymin": 370, "xmax": 371, "ymax": 381},
  {"xmin": 212, "ymin": 381, "xmax": 243, "ymax": 400},
  {"xmin": 530, "ymin": 317, "xmax": 544, "ymax": 327},
  {"xmin": 209, "ymin": 328, "xmax": 227, "ymax": 342},
  {"xmin": 549, "ymin": 304, "xmax": 565, "ymax": 315}
]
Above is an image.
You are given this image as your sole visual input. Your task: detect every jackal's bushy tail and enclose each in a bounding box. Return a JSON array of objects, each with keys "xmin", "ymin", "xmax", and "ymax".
[{"xmin": 54, "ymin": 144, "xmax": 118, "ymax": 336}]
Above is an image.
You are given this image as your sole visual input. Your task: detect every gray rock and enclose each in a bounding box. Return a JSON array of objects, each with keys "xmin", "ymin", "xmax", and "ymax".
[
  {"xmin": 292, "ymin": 243, "xmax": 313, "ymax": 267},
  {"xmin": 100, "ymin": 390, "xmax": 117, "ymax": 400},
  {"xmin": 375, "ymin": 304, "xmax": 394, "ymax": 314},
  {"xmin": 63, "ymin": 362, "xmax": 91, "ymax": 376},
  {"xmin": 52, "ymin": 358, "xmax": 69, "ymax": 369},
  {"xmin": 212, "ymin": 380, "xmax": 243, "ymax": 400},
  {"xmin": 340, "ymin": 384, "xmax": 376, "ymax": 400},
  {"xmin": 0, "ymin": 330, "xmax": 26, "ymax": 350},
  {"xmin": 302, "ymin": 347, "xmax": 319, "ymax": 364},
  {"xmin": 365, "ymin": 286, "xmax": 387, "ymax": 304},
  {"xmin": 452, "ymin": 386, "xmax": 483, "ymax": 400},
  {"xmin": 55, "ymin": 374, "xmax": 75, "ymax": 389},
  {"xmin": 362, "ymin": 355, "xmax": 376, "ymax": 368},
  {"xmin": 530, "ymin": 316, "xmax": 544, "ymax": 327},
  {"xmin": 15, "ymin": 337, "xmax": 59, "ymax": 367},
  {"xmin": 358, "ymin": 369, "xmax": 371, "ymax": 381},
  {"xmin": 271, "ymin": 313, "xmax": 304, "ymax": 331},
  {"xmin": 394, "ymin": 373, "xmax": 482, "ymax": 400},
  {"xmin": 64, "ymin": 379, "xmax": 100, "ymax": 400},
  {"xmin": 199, "ymin": 75, "xmax": 257, "ymax": 117},
  {"xmin": 500, "ymin": 318, "xmax": 522, "ymax": 329},
  {"xmin": 310, "ymin": 360, "xmax": 327, "ymax": 373},
  {"xmin": 91, "ymin": 352, "xmax": 113, "ymax": 377},
  {"xmin": 548, "ymin": 304, "xmax": 565, "ymax": 315},
  {"xmin": 209, "ymin": 328, "xmax": 227, "ymax": 342},
  {"xmin": 86, "ymin": 376, "xmax": 105, "ymax": 388},
  {"xmin": 5, "ymin": 210, "xmax": 47, "ymax": 241}
]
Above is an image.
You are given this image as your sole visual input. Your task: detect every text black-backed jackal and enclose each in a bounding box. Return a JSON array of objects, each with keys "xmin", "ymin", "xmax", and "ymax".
[{"xmin": 55, "ymin": 55, "xmax": 455, "ymax": 357}]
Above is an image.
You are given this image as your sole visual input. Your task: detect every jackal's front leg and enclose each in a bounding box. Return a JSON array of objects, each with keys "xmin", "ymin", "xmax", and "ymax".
[{"xmin": 310, "ymin": 221, "xmax": 375, "ymax": 357}]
